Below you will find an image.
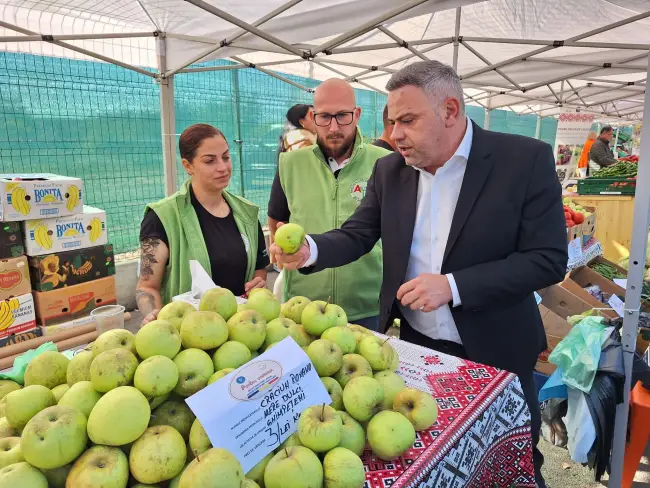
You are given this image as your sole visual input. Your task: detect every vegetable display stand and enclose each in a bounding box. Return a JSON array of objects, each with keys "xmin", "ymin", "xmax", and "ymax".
[
  {"xmin": 578, "ymin": 177, "xmax": 637, "ymax": 195},
  {"xmin": 570, "ymin": 195, "xmax": 635, "ymax": 262}
]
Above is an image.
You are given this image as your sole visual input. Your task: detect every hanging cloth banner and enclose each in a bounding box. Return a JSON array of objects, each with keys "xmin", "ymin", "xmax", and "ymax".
[{"xmin": 554, "ymin": 111, "xmax": 596, "ymax": 186}]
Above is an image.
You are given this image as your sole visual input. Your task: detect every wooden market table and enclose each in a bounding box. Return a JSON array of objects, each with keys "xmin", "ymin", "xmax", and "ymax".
[{"xmin": 570, "ymin": 195, "xmax": 634, "ymax": 263}]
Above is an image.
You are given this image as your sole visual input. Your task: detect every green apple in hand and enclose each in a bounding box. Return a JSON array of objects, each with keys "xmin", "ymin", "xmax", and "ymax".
[
  {"xmin": 374, "ymin": 371, "xmax": 406, "ymax": 410},
  {"xmin": 298, "ymin": 404, "xmax": 342, "ymax": 452},
  {"xmin": 199, "ymin": 287, "xmax": 238, "ymax": 321},
  {"xmin": 367, "ymin": 410, "xmax": 415, "ymax": 461},
  {"xmin": 274, "ymin": 223, "xmax": 306, "ymax": 254},
  {"xmin": 302, "ymin": 301, "xmax": 341, "ymax": 336},
  {"xmin": 264, "ymin": 446, "xmax": 323, "ymax": 488},
  {"xmin": 342, "ymin": 376, "xmax": 384, "ymax": 422},
  {"xmin": 392, "ymin": 387, "xmax": 438, "ymax": 431},
  {"xmin": 336, "ymin": 412, "xmax": 366, "ymax": 456},
  {"xmin": 334, "ymin": 354, "xmax": 372, "ymax": 388},
  {"xmin": 307, "ymin": 339, "xmax": 343, "ymax": 377},
  {"xmin": 323, "ymin": 447, "xmax": 366, "ymax": 488},
  {"xmin": 358, "ymin": 336, "xmax": 397, "ymax": 371},
  {"xmin": 227, "ymin": 310, "xmax": 267, "ymax": 352},
  {"xmin": 158, "ymin": 301, "xmax": 196, "ymax": 331},
  {"xmin": 321, "ymin": 326, "xmax": 356, "ymax": 354},
  {"xmin": 321, "ymin": 377, "xmax": 343, "ymax": 410},
  {"xmin": 281, "ymin": 296, "xmax": 311, "ymax": 324}
]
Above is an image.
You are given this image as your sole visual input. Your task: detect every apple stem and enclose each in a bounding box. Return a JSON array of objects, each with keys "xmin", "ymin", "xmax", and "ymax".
[
  {"xmin": 321, "ymin": 403, "xmax": 326, "ymax": 422},
  {"xmin": 194, "ymin": 450, "xmax": 200, "ymax": 462},
  {"xmin": 382, "ymin": 337, "xmax": 391, "ymax": 346},
  {"xmin": 326, "ymin": 296, "xmax": 331, "ymax": 306},
  {"xmin": 285, "ymin": 448, "xmax": 289, "ymax": 458}
]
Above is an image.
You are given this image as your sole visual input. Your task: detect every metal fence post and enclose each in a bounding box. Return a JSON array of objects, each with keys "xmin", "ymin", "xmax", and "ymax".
[
  {"xmin": 157, "ymin": 34, "xmax": 178, "ymax": 196},
  {"xmin": 232, "ymin": 69, "xmax": 246, "ymax": 198}
]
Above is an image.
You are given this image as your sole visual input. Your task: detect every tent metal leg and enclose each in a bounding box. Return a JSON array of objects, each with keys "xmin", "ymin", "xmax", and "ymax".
[
  {"xmin": 535, "ymin": 116, "xmax": 541, "ymax": 139},
  {"xmin": 609, "ymin": 53, "xmax": 650, "ymax": 486},
  {"xmin": 452, "ymin": 8, "xmax": 461, "ymax": 70},
  {"xmin": 483, "ymin": 107, "xmax": 491, "ymax": 130},
  {"xmin": 157, "ymin": 36, "xmax": 178, "ymax": 197}
]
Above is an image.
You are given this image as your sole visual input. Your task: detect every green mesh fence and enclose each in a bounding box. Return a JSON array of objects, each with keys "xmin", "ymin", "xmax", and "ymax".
[{"xmin": 0, "ymin": 52, "xmax": 558, "ymax": 254}]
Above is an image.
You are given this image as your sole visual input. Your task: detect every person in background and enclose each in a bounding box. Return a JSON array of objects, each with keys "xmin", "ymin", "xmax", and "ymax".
[
  {"xmin": 137, "ymin": 124, "xmax": 269, "ymax": 325},
  {"xmin": 577, "ymin": 131, "xmax": 596, "ymax": 177},
  {"xmin": 372, "ymin": 105, "xmax": 396, "ymax": 151},
  {"xmin": 279, "ymin": 104, "xmax": 317, "ymax": 153},
  {"xmin": 270, "ymin": 61, "xmax": 567, "ymax": 487},
  {"xmin": 268, "ymin": 78, "xmax": 390, "ymax": 330},
  {"xmin": 588, "ymin": 126, "xmax": 617, "ymax": 173}
]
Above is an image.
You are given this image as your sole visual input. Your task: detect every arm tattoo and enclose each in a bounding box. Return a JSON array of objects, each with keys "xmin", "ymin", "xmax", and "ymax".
[
  {"xmin": 140, "ymin": 238, "xmax": 161, "ymax": 280},
  {"xmin": 136, "ymin": 288, "xmax": 156, "ymax": 316}
]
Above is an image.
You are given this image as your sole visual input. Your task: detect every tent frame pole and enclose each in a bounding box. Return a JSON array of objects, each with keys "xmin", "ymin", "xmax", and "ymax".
[
  {"xmin": 178, "ymin": 58, "xmax": 304, "ymax": 74},
  {"xmin": 157, "ymin": 35, "xmax": 178, "ymax": 197},
  {"xmin": 609, "ymin": 53, "xmax": 650, "ymax": 486},
  {"xmin": 452, "ymin": 7, "xmax": 461, "ymax": 70},
  {"xmin": 0, "ymin": 32, "xmax": 156, "ymax": 42}
]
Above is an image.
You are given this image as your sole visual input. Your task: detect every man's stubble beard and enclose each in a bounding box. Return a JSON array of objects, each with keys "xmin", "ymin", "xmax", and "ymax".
[{"xmin": 317, "ymin": 130, "xmax": 356, "ymax": 160}]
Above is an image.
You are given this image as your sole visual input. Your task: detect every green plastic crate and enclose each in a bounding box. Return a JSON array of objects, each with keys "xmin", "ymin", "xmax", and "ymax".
[{"xmin": 578, "ymin": 177, "xmax": 637, "ymax": 195}]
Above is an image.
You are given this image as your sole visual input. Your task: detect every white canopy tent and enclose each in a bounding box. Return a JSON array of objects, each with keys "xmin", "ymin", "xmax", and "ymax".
[{"xmin": 1, "ymin": 0, "xmax": 650, "ymax": 484}]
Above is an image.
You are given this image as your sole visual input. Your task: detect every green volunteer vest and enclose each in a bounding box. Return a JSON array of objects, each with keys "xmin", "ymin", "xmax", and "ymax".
[
  {"xmin": 145, "ymin": 180, "xmax": 260, "ymax": 304},
  {"xmin": 279, "ymin": 130, "xmax": 389, "ymax": 321}
]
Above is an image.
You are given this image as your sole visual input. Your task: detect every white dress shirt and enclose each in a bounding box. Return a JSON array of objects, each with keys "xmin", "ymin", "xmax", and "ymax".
[{"xmin": 304, "ymin": 118, "xmax": 473, "ymax": 345}]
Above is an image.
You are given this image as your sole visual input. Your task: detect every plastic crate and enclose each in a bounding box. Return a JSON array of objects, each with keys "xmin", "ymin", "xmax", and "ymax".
[{"xmin": 577, "ymin": 177, "xmax": 636, "ymax": 195}]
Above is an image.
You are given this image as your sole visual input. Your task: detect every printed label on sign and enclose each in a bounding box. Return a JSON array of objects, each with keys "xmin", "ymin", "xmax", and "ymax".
[
  {"xmin": 185, "ymin": 337, "xmax": 331, "ymax": 473},
  {"xmin": 608, "ymin": 295, "xmax": 625, "ymax": 317},
  {"xmin": 567, "ymin": 237, "xmax": 582, "ymax": 266}
]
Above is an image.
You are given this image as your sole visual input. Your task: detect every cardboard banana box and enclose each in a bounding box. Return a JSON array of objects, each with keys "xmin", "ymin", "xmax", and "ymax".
[
  {"xmin": 23, "ymin": 205, "xmax": 107, "ymax": 256},
  {"xmin": 29, "ymin": 244, "xmax": 115, "ymax": 292},
  {"xmin": 0, "ymin": 222, "xmax": 24, "ymax": 259},
  {"xmin": 0, "ymin": 174, "xmax": 83, "ymax": 222},
  {"xmin": 0, "ymin": 327, "xmax": 42, "ymax": 348},
  {"xmin": 0, "ymin": 293, "xmax": 37, "ymax": 339},
  {"xmin": 0, "ymin": 256, "xmax": 31, "ymax": 302},
  {"xmin": 33, "ymin": 276, "xmax": 116, "ymax": 326}
]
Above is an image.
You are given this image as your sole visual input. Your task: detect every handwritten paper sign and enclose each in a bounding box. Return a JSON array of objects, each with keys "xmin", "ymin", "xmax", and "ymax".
[
  {"xmin": 614, "ymin": 278, "xmax": 628, "ymax": 289},
  {"xmin": 608, "ymin": 295, "xmax": 625, "ymax": 317},
  {"xmin": 567, "ymin": 237, "xmax": 583, "ymax": 267},
  {"xmin": 185, "ymin": 337, "xmax": 331, "ymax": 472}
]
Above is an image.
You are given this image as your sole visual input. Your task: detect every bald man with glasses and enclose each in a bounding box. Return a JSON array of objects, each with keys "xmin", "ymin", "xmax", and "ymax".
[{"xmin": 267, "ymin": 79, "xmax": 390, "ymax": 330}]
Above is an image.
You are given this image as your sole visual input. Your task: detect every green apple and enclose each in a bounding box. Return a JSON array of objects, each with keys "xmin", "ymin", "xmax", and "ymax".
[
  {"xmin": 342, "ymin": 376, "xmax": 384, "ymax": 422},
  {"xmin": 40, "ymin": 463, "xmax": 71, "ymax": 488},
  {"xmin": 173, "ymin": 349, "xmax": 215, "ymax": 397},
  {"xmin": 243, "ymin": 478, "xmax": 261, "ymax": 488},
  {"xmin": 208, "ymin": 368, "xmax": 234, "ymax": 385},
  {"xmin": 358, "ymin": 336, "xmax": 397, "ymax": 371},
  {"xmin": 392, "ymin": 387, "xmax": 438, "ymax": 431},
  {"xmin": 135, "ymin": 319, "xmax": 182, "ymax": 359},
  {"xmin": 301, "ymin": 301, "xmax": 340, "ymax": 336},
  {"xmin": 329, "ymin": 304, "xmax": 348, "ymax": 327},
  {"xmin": 66, "ymin": 446, "xmax": 129, "ymax": 488},
  {"xmin": 5, "ymin": 385, "xmax": 55, "ymax": 429},
  {"xmin": 90, "ymin": 348, "xmax": 139, "ymax": 393},
  {"xmin": 264, "ymin": 317, "xmax": 298, "ymax": 349},
  {"xmin": 251, "ymin": 351, "xmax": 260, "ymax": 359},
  {"xmin": 323, "ymin": 447, "xmax": 365, "ymax": 488},
  {"xmin": 168, "ymin": 464, "xmax": 188, "ymax": 488},
  {"xmin": 334, "ymin": 354, "xmax": 372, "ymax": 388},
  {"xmin": 297, "ymin": 404, "xmax": 342, "ymax": 452},
  {"xmin": 246, "ymin": 452, "xmax": 272, "ymax": 487},
  {"xmin": 307, "ymin": 339, "xmax": 342, "ymax": 377},
  {"xmin": 87, "ymin": 386, "xmax": 150, "ymax": 446},
  {"xmin": 158, "ymin": 301, "xmax": 197, "ymax": 331},
  {"xmin": 57, "ymin": 381, "xmax": 102, "ymax": 418},
  {"xmin": 199, "ymin": 288, "xmax": 238, "ymax": 321},
  {"xmin": 0, "ymin": 397, "xmax": 7, "ymax": 419},
  {"xmin": 150, "ymin": 400, "xmax": 195, "ymax": 441},
  {"xmin": 51, "ymin": 384, "xmax": 69, "ymax": 403},
  {"xmin": 347, "ymin": 325, "xmax": 373, "ymax": 353},
  {"xmin": 278, "ymin": 432, "xmax": 302, "ymax": 451},
  {"xmin": 0, "ymin": 462, "xmax": 48, "ymax": 487},
  {"xmin": 227, "ymin": 310, "xmax": 267, "ymax": 352},
  {"xmin": 134, "ymin": 355, "xmax": 179, "ymax": 398},
  {"xmin": 24, "ymin": 351, "xmax": 69, "ymax": 389},
  {"xmin": 321, "ymin": 377, "xmax": 343, "ymax": 410},
  {"xmin": 0, "ymin": 381, "xmax": 19, "ymax": 400},
  {"xmin": 321, "ymin": 327, "xmax": 356, "ymax": 354},
  {"xmin": 21, "ymin": 405, "xmax": 87, "ymax": 469},
  {"xmin": 389, "ymin": 350, "xmax": 400, "ymax": 371},
  {"xmin": 148, "ymin": 393, "xmax": 169, "ymax": 410},
  {"xmin": 180, "ymin": 311, "xmax": 229, "ymax": 350},
  {"xmin": 281, "ymin": 296, "xmax": 311, "ymax": 324},
  {"xmin": 189, "ymin": 419, "xmax": 211, "ymax": 457},
  {"xmin": 246, "ymin": 289, "xmax": 281, "ymax": 322},
  {"xmin": 66, "ymin": 349, "xmax": 94, "ymax": 385},
  {"xmin": 275, "ymin": 222, "xmax": 305, "ymax": 254},
  {"xmin": 212, "ymin": 341, "xmax": 251, "ymax": 371},
  {"xmin": 92, "ymin": 329, "xmax": 136, "ymax": 357},
  {"xmin": 130, "ymin": 425, "xmax": 186, "ymax": 484},
  {"xmin": 292, "ymin": 325, "xmax": 315, "ymax": 347},
  {"xmin": 264, "ymin": 447, "xmax": 322, "ymax": 488},
  {"xmin": 366, "ymin": 410, "xmax": 415, "ymax": 461},
  {"xmin": 0, "ymin": 438, "xmax": 22, "ymax": 469},
  {"xmin": 179, "ymin": 448, "xmax": 243, "ymax": 488},
  {"xmin": 0, "ymin": 419, "xmax": 17, "ymax": 439},
  {"xmin": 374, "ymin": 371, "xmax": 406, "ymax": 410},
  {"xmin": 335, "ymin": 412, "xmax": 366, "ymax": 456}
]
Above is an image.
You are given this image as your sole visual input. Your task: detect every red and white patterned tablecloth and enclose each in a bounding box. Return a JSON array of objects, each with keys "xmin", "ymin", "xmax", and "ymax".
[{"xmin": 362, "ymin": 335, "xmax": 535, "ymax": 488}]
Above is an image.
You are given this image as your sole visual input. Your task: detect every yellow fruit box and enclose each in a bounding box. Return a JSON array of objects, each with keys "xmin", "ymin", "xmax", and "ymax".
[
  {"xmin": 0, "ymin": 174, "xmax": 83, "ymax": 222},
  {"xmin": 0, "ymin": 293, "xmax": 37, "ymax": 340},
  {"xmin": 0, "ymin": 256, "xmax": 32, "ymax": 302},
  {"xmin": 33, "ymin": 276, "xmax": 116, "ymax": 327},
  {"xmin": 23, "ymin": 205, "xmax": 108, "ymax": 256}
]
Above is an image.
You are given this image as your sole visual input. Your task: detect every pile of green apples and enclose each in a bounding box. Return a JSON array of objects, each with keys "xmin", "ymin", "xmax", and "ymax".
[{"xmin": 0, "ymin": 285, "xmax": 438, "ymax": 488}]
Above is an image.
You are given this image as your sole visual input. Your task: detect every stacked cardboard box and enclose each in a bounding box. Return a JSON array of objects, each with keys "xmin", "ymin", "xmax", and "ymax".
[{"xmin": 0, "ymin": 174, "xmax": 117, "ymax": 341}]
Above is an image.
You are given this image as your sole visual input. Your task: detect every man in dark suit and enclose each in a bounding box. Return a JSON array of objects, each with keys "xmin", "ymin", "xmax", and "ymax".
[{"xmin": 271, "ymin": 60, "xmax": 568, "ymax": 487}]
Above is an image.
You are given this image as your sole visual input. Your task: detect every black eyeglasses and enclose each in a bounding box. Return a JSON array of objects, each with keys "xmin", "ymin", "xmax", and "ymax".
[{"xmin": 314, "ymin": 111, "xmax": 355, "ymax": 127}]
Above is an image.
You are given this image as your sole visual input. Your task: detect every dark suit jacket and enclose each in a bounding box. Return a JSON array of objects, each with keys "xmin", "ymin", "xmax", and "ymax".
[{"xmin": 301, "ymin": 122, "xmax": 568, "ymax": 375}]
